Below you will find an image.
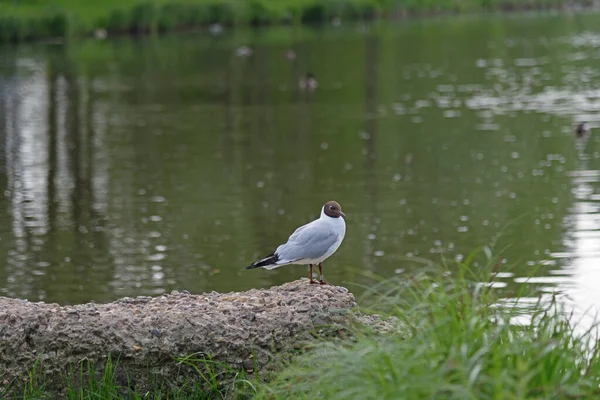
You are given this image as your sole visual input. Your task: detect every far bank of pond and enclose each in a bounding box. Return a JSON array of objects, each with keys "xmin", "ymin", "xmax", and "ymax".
[{"xmin": 0, "ymin": 0, "xmax": 596, "ymax": 44}]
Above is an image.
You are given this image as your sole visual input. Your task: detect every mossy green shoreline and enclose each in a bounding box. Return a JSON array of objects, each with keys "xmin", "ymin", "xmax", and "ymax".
[{"xmin": 0, "ymin": 0, "xmax": 595, "ymax": 44}]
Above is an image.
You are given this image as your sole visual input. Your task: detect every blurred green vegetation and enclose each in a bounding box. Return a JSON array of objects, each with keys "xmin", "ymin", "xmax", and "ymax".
[{"xmin": 0, "ymin": 0, "xmax": 589, "ymax": 43}]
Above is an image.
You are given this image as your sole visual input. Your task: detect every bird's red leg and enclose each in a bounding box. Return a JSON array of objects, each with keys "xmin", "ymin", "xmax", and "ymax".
[
  {"xmin": 318, "ymin": 263, "xmax": 329, "ymax": 285},
  {"xmin": 309, "ymin": 264, "xmax": 318, "ymax": 284}
]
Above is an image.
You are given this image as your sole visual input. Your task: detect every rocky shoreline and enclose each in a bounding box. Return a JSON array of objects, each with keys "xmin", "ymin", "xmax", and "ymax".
[{"xmin": 0, "ymin": 279, "xmax": 394, "ymax": 396}]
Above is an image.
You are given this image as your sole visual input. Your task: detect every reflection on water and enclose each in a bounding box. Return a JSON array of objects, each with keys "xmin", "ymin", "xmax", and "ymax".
[
  {"xmin": 0, "ymin": 52, "xmax": 114, "ymax": 303},
  {"xmin": 502, "ymin": 137, "xmax": 600, "ymax": 332},
  {"xmin": 558, "ymin": 141, "xmax": 600, "ymax": 331},
  {"xmin": 1, "ymin": 14, "xmax": 600, "ymax": 309}
]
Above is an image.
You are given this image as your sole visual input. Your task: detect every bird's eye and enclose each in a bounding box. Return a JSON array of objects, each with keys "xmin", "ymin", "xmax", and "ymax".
[{"xmin": 329, "ymin": 206, "xmax": 334, "ymax": 210}]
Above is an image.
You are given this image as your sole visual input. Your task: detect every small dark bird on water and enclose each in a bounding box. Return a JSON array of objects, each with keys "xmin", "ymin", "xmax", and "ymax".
[
  {"xmin": 575, "ymin": 122, "xmax": 589, "ymax": 138},
  {"xmin": 246, "ymin": 201, "xmax": 346, "ymax": 284}
]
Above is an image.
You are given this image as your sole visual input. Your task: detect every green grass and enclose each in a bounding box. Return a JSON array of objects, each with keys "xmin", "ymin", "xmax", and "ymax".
[
  {"xmin": 254, "ymin": 252, "xmax": 600, "ymax": 399},
  {"xmin": 1, "ymin": 353, "xmax": 258, "ymax": 399},
  {"xmin": 3, "ymin": 250, "xmax": 600, "ymax": 399},
  {"xmin": 0, "ymin": 0, "xmax": 590, "ymax": 43},
  {"xmin": 0, "ymin": 0, "xmax": 379, "ymax": 43}
]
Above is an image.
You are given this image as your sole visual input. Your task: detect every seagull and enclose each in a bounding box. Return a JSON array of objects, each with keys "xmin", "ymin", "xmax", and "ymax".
[
  {"xmin": 246, "ymin": 201, "xmax": 346, "ymax": 284},
  {"xmin": 94, "ymin": 28, "xmax": 107, "ymax": 40},
  {"xmin": 299, "ymin": 72, "xmax": 318, "ymax": 92},
  {"xmin": 284, "ymin": 50, "xmax": 296, "ymax": 61},
  {"xmin": 236, "ymin": 46, "xmax": 253, "ymax": 57},
  {"xmin": 208, "ymin": 23, "xmax": 223, "ymax": 35},
  {"xmin": 575, "ymin": 122, "xmax": 589, "ymax": 138}
]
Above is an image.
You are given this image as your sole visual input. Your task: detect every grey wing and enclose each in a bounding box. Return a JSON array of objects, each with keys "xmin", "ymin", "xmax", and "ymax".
[
  {"xmin": 276, "ymin": 222, "xmax": 336, "ymax": 261},
  {"xmin": 287, "ymin": 223, "xmax": 309, "ymax": 242}
]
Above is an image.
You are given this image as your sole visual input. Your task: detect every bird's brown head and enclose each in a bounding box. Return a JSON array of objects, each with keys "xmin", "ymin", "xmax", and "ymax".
[{"xmin": 323, "ymin": 201, "xmax": 345, "ymax": 219}]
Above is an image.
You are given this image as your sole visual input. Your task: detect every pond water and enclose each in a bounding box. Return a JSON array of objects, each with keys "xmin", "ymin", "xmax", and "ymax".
[{"xmin": 1, "ymin": 13, "xmax": 600, "ymax": 318}]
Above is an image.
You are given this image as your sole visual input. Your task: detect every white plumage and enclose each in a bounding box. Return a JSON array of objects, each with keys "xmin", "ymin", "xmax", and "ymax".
[{"xmin": 247, "ymin": 201, "xmax": 346, "ymax": 284}]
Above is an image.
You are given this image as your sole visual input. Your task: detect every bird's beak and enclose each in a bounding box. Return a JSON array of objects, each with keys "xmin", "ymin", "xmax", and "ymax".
[{"xmin": 340, "ymin": 211, "xmax": 346, "ymax": 219}]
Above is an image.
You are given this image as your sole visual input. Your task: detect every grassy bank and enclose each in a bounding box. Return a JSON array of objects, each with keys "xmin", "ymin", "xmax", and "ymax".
[
  {"xmin": 0, "ymin": 0, "xmax": 594, "ymax": 44},
  {"xmin": 4, "ymin": 254, "xmax": 600, "ymax": 399},
  {"xmin": 256, "ymin": 260, "xmax": 600, "ymax": 399},
  {"xmin": 2, "ymin": 351, "xmax": 259, "ymax": 399}
]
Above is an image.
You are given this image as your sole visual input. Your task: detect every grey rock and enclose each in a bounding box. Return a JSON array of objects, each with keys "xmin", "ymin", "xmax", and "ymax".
[{"xmin": 0, "ymin": 278, "xmax": 358, "ymax": 395}]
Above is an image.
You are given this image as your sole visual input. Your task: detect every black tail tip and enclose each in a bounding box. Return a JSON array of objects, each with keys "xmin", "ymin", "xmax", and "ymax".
[{"xmin": 246, "ymin": 253, "xmax": 278, "ymax": 270}]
